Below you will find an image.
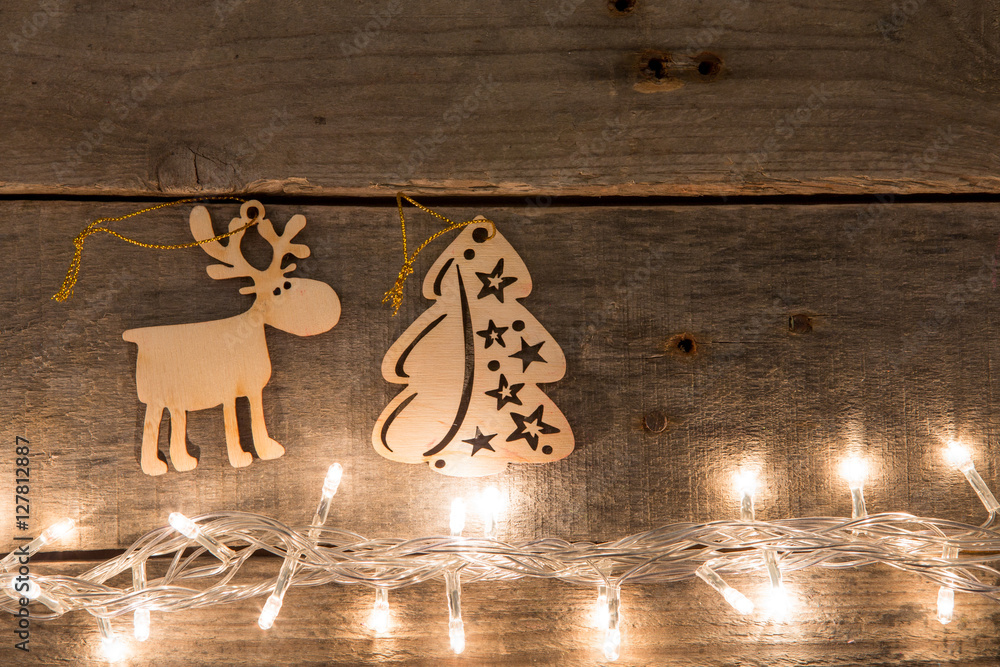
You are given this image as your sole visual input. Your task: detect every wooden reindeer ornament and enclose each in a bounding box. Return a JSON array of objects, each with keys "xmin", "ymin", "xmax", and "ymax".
[
  {"xmin": 373, "ymin": 216, "xmax": 574, "ymax": 477},
  {"xmin": 123, "ymin": 201, "xmax": 340, "ymax": 475}
]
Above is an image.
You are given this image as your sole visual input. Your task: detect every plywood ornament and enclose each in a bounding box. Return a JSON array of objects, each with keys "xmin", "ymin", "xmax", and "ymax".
[
  {"xmin": 123, "ymin": 200, "xmax": 341, "ymax": 475},
  {"xmin": 374, "ymin": 215, "xmax": 574, "ymax": 476}
]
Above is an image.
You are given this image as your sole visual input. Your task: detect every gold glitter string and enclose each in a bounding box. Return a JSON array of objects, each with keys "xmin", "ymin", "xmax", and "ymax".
[
  {"xmin": 52, "ymin": 197, "xmax": 254, "ymax": 302},
  {"xmin": 382, "ymin": 193, "xmax": 496, "ymax": 315}
]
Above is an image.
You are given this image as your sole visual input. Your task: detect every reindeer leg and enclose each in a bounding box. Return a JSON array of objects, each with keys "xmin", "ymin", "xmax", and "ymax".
[
  {"xmin": 168, "ymin": 408, "xmax": 198, "ymax": 472},
  {"xmin": 140, "ymin": 403, "xmax": 167, "ymax": 476},
  {"xmin": 248, "ymin": 391, "xmax": 284, "ymax": 460},
  {"xmin": 223, "ymin": 401, "xmax": 252, "ymax": 468}
]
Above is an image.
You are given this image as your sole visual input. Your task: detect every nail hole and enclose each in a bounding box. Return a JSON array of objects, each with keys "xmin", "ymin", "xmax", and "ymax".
[
  {"xmin": 246, "ymin": 206, "xmax": 259, "ymax": 220},
  {"xmin": 609, "ymin": 0, "xmax": 636, "ymax": 14},
  {"xmin": 789, "ymin": 313, "xmax": 814, "ymax": 334},
  {"xmin": 666, "ymin": 333, "xmax": 698, "ymax": 356},
  {"xmin": 646, "ymin": 57, "xmax": 669, "ymax": 80},
  {"xmin": 694, "ymin": 52, "xmax": 722, "ymax": 79},
  {"xmin": 643, "ymin": 411, "xmax": 668, "ymax": 434}
]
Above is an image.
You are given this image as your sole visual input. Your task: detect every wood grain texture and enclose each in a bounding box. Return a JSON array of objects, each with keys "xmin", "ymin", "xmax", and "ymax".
[
  {"xmin": 5, "ymin": 199, "xmax": 1000, "ymax": 663},
  {"xmin": 3, "ymin": 1, "xmax": 1000, "ymax": 196},
  {"xmin": 7, "ymin": 558, "xmax": 1000, "ymax": 666},
  {"xmin": 4, "ymin": 199, "xmax": 1000, "ymax": 546}
]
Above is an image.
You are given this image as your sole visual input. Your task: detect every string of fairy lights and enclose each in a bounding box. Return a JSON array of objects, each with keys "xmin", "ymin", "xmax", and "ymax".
[{"xmin": 4, "ymin": 441, "xmax": 1000, "ymax": 662}]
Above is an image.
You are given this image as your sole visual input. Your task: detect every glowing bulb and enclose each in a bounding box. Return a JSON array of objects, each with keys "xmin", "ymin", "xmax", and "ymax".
[
  {"xmin": 322, "ymin": 463, "xmax": 344, "ymax": 499},
  {"xmin": 168, "ymin": 512, "xmax": 236, "ymax": 565},
  {"xmin": 310, "ymin": 461, "xmax": 344, "ymax": 538},
  {"xmin": 450, "ymin": 498, "xmax": 466, "ymax": 537},
  {"xmin": 133, "ymin": 609, "xmax": 150, "ymax": 642},
  {"xmin": 449, "ymin": 618, "xmax": 465, "ymax": 654},
  {"xmin": 369, "ymin": 588, "xmax": 390, "ymax": 633},
  {"xmin": 840, "ymin": 457, "xmax": 867, "ymax": 490},
  {"xmin": 696, "ymin": 564, "xmax": 754, "ymax": 615},
  {"xmin": 594, "ymin": 585, "xmax": 609, "ymax": 628},
  {"xmin": 733, "ymin": 469, "xmax": 758, "ymax": 522},
  {"xmin": 603, "ymin": 585, "xmax": 622, "ymax": 661},
  {"xmin": 768, "ymin": 584, "xmax": 791, "ymax": 619},
  {"xmin": 98, "ymin": 618, "xmax": 128, "ymax": 663},
  {"xmin": 944, "ymin": 442, "xmax": 973, "ymax": 470},
  {"xmin": 603, "ymin": 627, "xmax": 621, "ymax": 661},
  {"xmin": 40, "ymin": 518, "xmax": 76, "ymax": 544},
  {"xmin": 168, "ymin": 512, "xmax": 199, "ymax": 539},
  {"xmin": 445, "ymin": 570, "xmax": 464, "ymax": 654},
  {"xmin": 937, "ymin": 586, "xmax": 955, "ymax": 625},
  {"xmin": 132, "ymin": 561, "xmax": 150, "ymax": 641},
  {"xmin": 258, "ymin": 594, "xmax": 282, "ymax": 630},
  {"xmin": 943, "ymin": 443, "xmax": 1000, "ymax": 513},
  {"xmin": 480, "ymin": 487, "xmax": 502, "ymax": 539},
  {"xmin": 1, "ymin": 518, "xmax": 75, "ymax": 570}
]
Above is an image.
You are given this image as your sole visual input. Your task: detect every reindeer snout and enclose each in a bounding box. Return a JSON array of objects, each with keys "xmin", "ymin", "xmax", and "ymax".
[{"xmin": 265, "ymin": 278, "xmax": 340, "ymax": 336}]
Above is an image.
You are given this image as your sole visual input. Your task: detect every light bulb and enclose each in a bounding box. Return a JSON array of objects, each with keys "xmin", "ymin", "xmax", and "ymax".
[
  {"xmin": 603, "ymin": 584, "xmax": 622, "ymax": 661},
  {"xmin": 450, "ymin": 498, "xmax": 466, "ymax": 537},
  {"xmin": 944, "ymin": 442, "xmax": 973, "ymax": 470},
  {"xmin": 369, "ymin": 588, "xmax": 390, "ymax": 634},
  {"xmin": 40, "ymin": 518, "xmax": 76, "ymax": 545},
  {"xmin": 840, "ymin": 456, "xmax": 867, "ymax": 490},
  {"xmin": 310, "ymin": 462, "xmax": 344, "ymax": 538},
  {"xmin": 733, "ymin": 469, "xmax": 758, "ymax": 522},
  {"xmin": 603, "ymin": 627, "xmax": 621, "ymax": 661},
  {"xmin": 840, "ymin": 456, "xmax": 868, "ymax": 519},
  {"xmin": 937, "ymin": 587, "xmax": 955, "ymax": 625},
  {"xmin": 258, "ymin": 594, "xmax": 282, "ymax": 630},
  {"xmin": 1, "ymin": 518, "xmax": 75, "ymax": 571},
  {"xmin": 449, "ymin": 618, "xmax": 465, "ymax": 654},
  {"xmin": 322, "ymin": 462, "xmax": 344, "ymax": 499},
  {"xmin": 943, "ymin": 443, "xmax": 1000, "ymax": 513},
  {"xmin": 98, "ymin": 618, "xmax": 128, "ymax": 663},
  {"xmin": 133, "ymin": 609, "xmax": 150, "ymax": 642},
  {"xmin": 480, "ymin": 487, "xmax": 502, "ymax": 539},
  {"xmin": 696, "ymin": 564, "xmax": 754, "ymax": 615},
  {"xmin": 763, "ymin": 549, "xmax": 791, "ymax": 619},
  {"xmin": 168, "ymin": 512, "xmax": 236, "ymax": 565},
  {"xmin": 168, "ymin": 512, "xmax": 199, "ymax": 539},
  {"xmin": 594, "ymin": 585, "xmax": 609, "ymax": 628}
]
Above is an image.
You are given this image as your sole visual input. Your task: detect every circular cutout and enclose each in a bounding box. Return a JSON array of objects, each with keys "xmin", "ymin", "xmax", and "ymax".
[
  {"xmin": 609, "ymin": 0, "xmax": 636, "ymax": 14},
  {"xmin": 246, "ymin": 206, "xmax": 259, "ymax": 220},
  {"xmin": 434, "ymin": 460, "xmax": 445, "ymax": 469},
  {"xmin": 472, "ymin": 227, "xmax": 489, "ymax": 243},
  {"xmin": 272, "ymin": 287, "xmax": 280, "ymax": 296},
  {"xmin": 542, "ymin": 445, "xmax": 553, "ymax": 455},
  {"xmin": 512, "ymin": 320, "xmax": 525, "ymax": 331},
  {"xmin": 464, "ymin": 249, "xmax": 475, "ymax": 260},
  {"xmin": 488, "ymin": 360, "xmax": 500, "ymax": 371},
  {"xmin": 284, "ymin": 281, "xmax": 292, "ymax": 290}
]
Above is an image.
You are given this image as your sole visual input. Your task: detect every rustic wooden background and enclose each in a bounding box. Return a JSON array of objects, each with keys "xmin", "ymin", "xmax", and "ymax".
[{"xmin": 3, "ymin": 0, "xmax": 1000, "ymax": 664}]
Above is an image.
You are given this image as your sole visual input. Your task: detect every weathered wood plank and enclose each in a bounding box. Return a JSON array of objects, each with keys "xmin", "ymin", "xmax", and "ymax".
[
  {"xmin": 2, "ymin": 1, "xmax": 1000, "ymax": 196},
  {"xmin": 4, "ymin": 558, "xmax": 1000, "ymax": 665},
  {"xmin": 3, "ymin": 199, "xmax": 1000, "ymax": 555}
]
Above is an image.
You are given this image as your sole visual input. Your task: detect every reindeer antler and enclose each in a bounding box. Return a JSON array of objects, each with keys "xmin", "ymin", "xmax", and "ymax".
[
  {"xmin": 258, "ymin": 213, "xmax": 311, "ymax": 276},
  {"xmin": 189, "ymin": 204, "xmax": 260, "ymax": 285}
]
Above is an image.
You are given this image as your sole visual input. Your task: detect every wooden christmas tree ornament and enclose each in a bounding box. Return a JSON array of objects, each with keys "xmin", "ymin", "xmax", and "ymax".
[
  {"xmin": 374, "ymin": 216, "xmax": 574, "ymax": 477},
  {"xmin": 123, "ymin": 201, "xmax": 341, "ymax": 475}
]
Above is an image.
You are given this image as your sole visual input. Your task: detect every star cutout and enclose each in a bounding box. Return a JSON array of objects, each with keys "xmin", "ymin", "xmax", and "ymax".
[
  {"xmin": 506, "ymin": 405, "xmax": 560, "ymax": 451},
  {"xmin": 476, "ymin": 319, "xmax": 508, "ymax": 349},
  {"xmin": 476, "ymin": 259, "xmax": 517, "ymax": 303},
  {"xmin": 485, "ymin": 374, "xmax": 524, "ymax": 411},
  {"xmin": 462, "ymin": 427, "xmax": 497, "ymax": 456},
  {"xmin": 509, "ymin": 337, "xmax": 546, "ymax": 372}
]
